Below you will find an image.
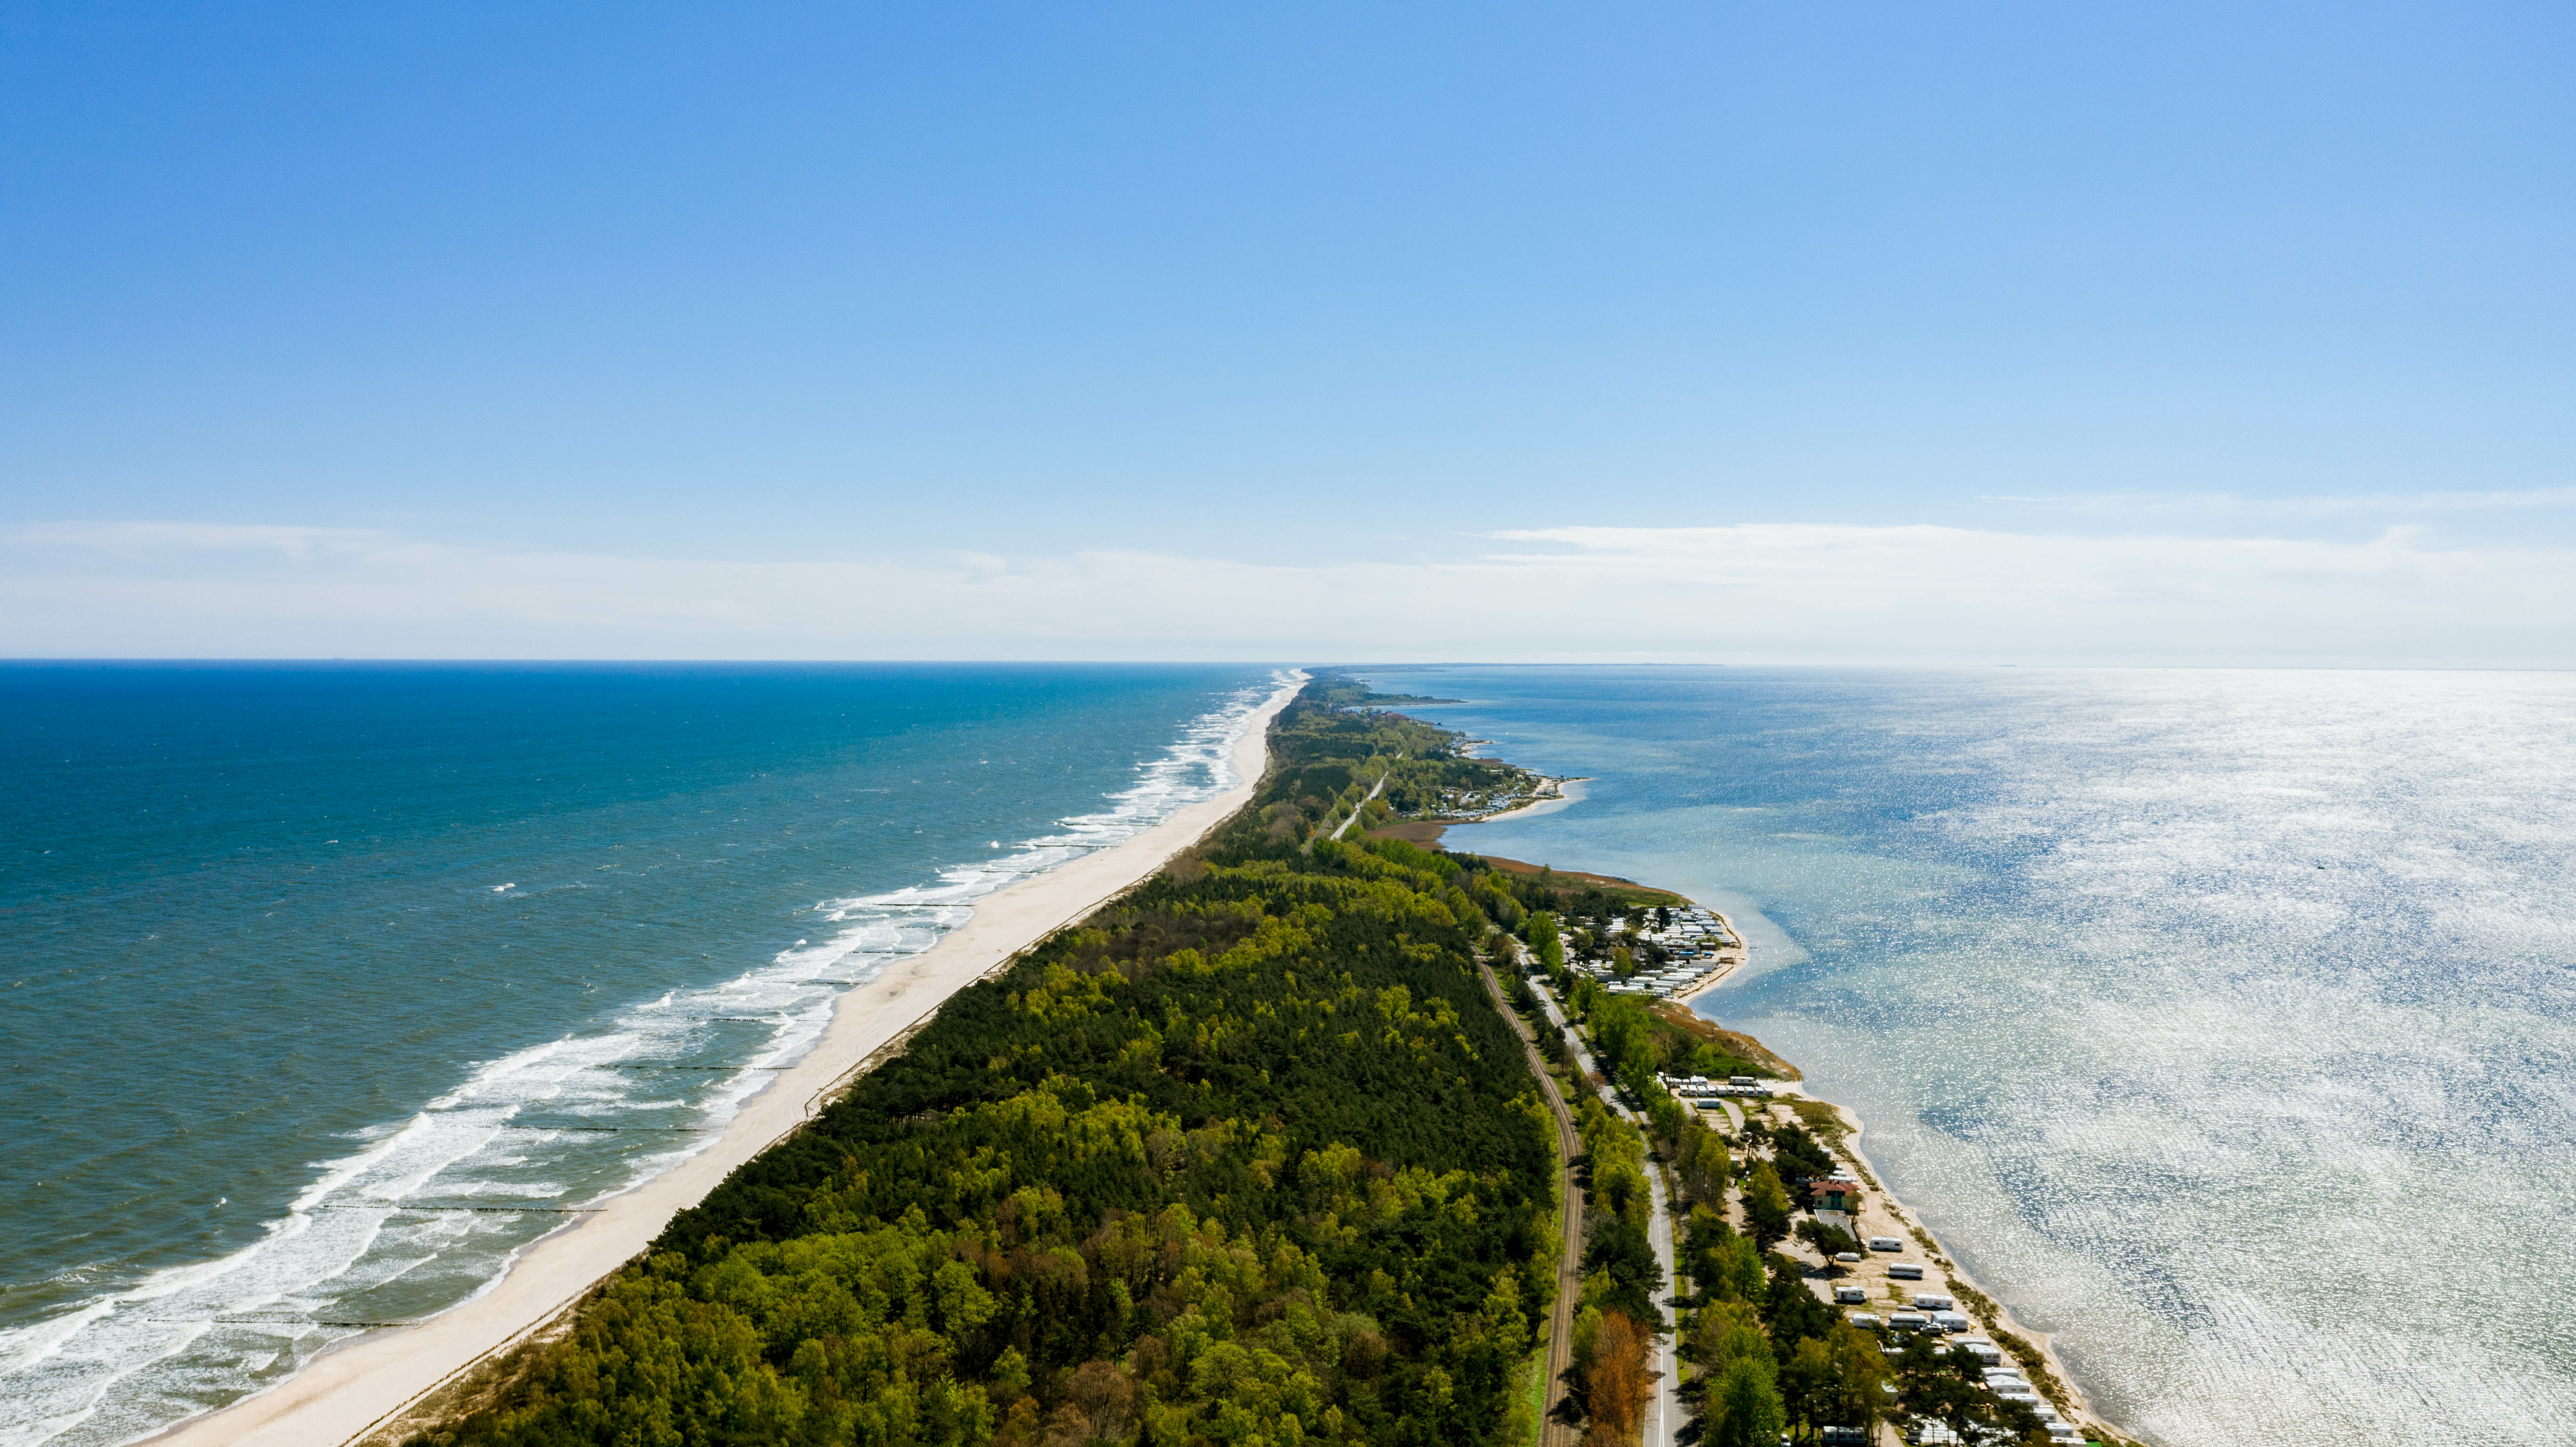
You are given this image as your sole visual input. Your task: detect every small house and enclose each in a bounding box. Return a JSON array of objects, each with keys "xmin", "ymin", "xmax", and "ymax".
[{"xmin": 1810, "ymin": 1176, "xmax": 1863, "ymax": 1213}]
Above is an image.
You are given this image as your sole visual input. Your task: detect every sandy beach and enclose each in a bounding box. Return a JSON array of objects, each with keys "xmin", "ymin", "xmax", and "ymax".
[
  {"xmin": 1573, "ymin": 888, "xmax": 2112, "ymax": 1438},
  {"xmin": 149, "ymin": 675, "xmax": 1301, "ymax": 1447},
  {"xmin": 1765, "ymin": 1088, "xmax": 2112, "ymax": 1439},
  {"xmin": 1662, "ymin": 905, "xmax": 2108, "ymax": 1437}
]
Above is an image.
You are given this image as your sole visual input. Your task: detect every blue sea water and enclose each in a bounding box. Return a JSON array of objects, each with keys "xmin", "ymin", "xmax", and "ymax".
[
  {"xmin": 1362, "ymin": 666, "xmax": 2576, "ymax": 1447},
  {"xmin": 0, "ymin": 662, "xmax": 1280, "ymax": 1446}
]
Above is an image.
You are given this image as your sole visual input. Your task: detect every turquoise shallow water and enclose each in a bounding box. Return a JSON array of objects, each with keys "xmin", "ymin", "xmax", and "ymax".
[
  {"xmin": 0, "ymin": 662, "xmax": 1278, "ymax": 1445},
  {"xmin": 1364, "ymin": 665, "xmax": 2576, "ymax": 1447}
]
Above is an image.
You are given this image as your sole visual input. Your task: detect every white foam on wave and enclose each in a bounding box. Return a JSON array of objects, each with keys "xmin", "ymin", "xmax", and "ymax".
[{"xmin": 0, "ymin": 673, "xmax": 1290, "ymax": 1447}]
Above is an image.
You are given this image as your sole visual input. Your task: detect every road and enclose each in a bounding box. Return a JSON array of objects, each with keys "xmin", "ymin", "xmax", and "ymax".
[
  {"xmin": 1328, "ymin": 771, "xmax": 1388, "ymax": 840},
  {"xmin": 1475, "ymin": 948, "xmax": 1586, "ymax": 1447},
  {"xmin": 1528, "ymin": 974, "xmax": 1686, "ymax": 1447}
]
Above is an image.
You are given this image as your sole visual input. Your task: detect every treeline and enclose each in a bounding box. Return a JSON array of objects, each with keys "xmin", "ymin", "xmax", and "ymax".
[
  {"xmin": 1524, "ymin": 905, "xmax": 1785, "ymax": 1096},
  {"xmin": 405, "ymin": 681, "xmax": 1580, "ymax": 1447},
  {"xmin": 1527, "ymin": 960, "xmax": 1887, "ymax": 1446},
  {"xmin": 1564, "ymin": 1097, "xmax": 1656, "ymax": 1446},
  {"xmin": 1511, "ymin": 937, "xmax": 1731, "ymax": 1445},
  {"xmin": 1566, "ymin": 986, "xmax": 1780, "ymax": 1100}
]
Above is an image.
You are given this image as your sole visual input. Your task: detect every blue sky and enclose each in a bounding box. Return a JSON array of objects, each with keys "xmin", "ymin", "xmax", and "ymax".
[{"xmin": 3, "ymin": 2, "xmax": 2572, "ymax": 660}]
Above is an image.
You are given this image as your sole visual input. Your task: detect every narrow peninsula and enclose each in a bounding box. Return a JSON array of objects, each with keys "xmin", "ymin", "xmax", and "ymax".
[{"xmin": 366, "ymin": 674, "xmax": 2128, "ymax": 1447}]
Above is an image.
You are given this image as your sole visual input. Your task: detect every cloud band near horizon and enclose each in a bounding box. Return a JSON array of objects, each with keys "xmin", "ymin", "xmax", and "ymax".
[{"xmin": 5, "ymin": 519, "xmax": 2571, "ymax": 667}]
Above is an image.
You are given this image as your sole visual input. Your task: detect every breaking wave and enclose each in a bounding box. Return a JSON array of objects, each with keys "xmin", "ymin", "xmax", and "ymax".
[{"xmin": 0, "ymin": 673, "xmax": 1290, "ymax": 1447}]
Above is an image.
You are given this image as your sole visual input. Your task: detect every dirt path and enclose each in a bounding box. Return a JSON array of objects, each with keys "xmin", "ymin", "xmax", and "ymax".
[{"xmin": 1477, "ymin": 951, "xmax": 1586, "ymax": 1447}]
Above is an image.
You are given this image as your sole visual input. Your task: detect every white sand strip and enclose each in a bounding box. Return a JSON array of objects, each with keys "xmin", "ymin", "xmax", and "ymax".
[{"xmin": 149, "ymin": 675, "xmax": 1301, "ymax": 1447}]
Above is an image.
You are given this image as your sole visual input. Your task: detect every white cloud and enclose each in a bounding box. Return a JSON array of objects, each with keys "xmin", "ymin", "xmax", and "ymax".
[
  {"xmin": 4, "ymin": 519, "xmax": 2572, "ymax": 666},
  {"xmin": 1981, "ymin": 487, "xmax": 2576, "ymax": 521},
  {"xmin": 5, "ymin": 521, "xmax": 393, "ymax": 559}
]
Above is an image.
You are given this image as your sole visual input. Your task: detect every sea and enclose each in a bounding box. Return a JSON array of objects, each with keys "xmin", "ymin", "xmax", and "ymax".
[
  {"xmin": 0, "ymin": 662, "xmax": 1283, "ymax": 1447},
  {"xmin": 1362, "ymin": 665, "xmax": 2576, "ymax": 1447}
]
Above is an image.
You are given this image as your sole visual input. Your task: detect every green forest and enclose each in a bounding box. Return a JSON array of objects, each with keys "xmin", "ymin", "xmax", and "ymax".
[
  {"xmin": 402, "ymin": 674, "xmax": 2101, "ymax": 1447},
  {"xmin": 407, "ymin": 678, "xmax": 1585, "ymax": 1447}
]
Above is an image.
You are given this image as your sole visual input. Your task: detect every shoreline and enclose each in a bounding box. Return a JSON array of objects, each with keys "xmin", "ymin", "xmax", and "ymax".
[
  {"xmin": 1667, "ymin": 906, "xmax": 1744, "ymax": 1004},
  {"xmin": 147, "ymin": 675, "xmax": 1304, "ymax": 1447},
  {"xmin": 1643, "ymin": 905, "xmax": 2119, "ymax": 1441},
  {"xmin": 1628, "ymin": 895, "xmax": 2114, "ymax": 1436},
  {"xmin": 1458, "ymin": 767, "xmax": 2117, "ymax": 1440},
  {"xmin": 1359, "ymin": 777, "xmax": 1587, "ymax": 850},
  {"xmin": 1758, "ymin": 1082, "xmax": 2112, "ymax": 1439},
  {"xmin": 1553, "ymin": 892, "xmax": 2115, "ymax": 1439}
]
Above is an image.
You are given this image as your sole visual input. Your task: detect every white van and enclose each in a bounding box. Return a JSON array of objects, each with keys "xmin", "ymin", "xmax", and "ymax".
[{"xmin": 1834, "ymin": 1282, "xmax": 1869, "ymax": 1304}]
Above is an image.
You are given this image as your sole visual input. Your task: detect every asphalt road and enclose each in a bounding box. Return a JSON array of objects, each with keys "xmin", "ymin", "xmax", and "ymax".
[
  {"xmin": 1531, "ymin": 975, "xmax": 1686, "ymax": 1447},
  {"xmin": 1328, "ymin": 772, "xmax": 1388, "ymax": 840},
  {"xmin": 1476, "ymin": 949, "xmax": 1587, "ymax": 1447}
]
